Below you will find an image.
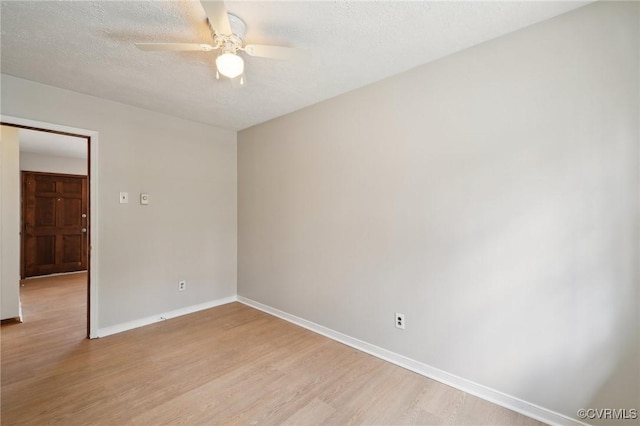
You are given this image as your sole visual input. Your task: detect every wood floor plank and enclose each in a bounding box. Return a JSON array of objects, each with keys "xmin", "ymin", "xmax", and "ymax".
[
  {"xmin": 1, "ymin": 273, "xmax": 547, "ymax": 425},
  {"xmin": 282, "ymin": 398, "xmax": 336, "ymax": 425}
]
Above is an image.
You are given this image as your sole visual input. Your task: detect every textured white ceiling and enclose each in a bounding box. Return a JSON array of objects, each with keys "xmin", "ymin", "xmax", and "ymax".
[{"xmin": 1, "ymin": 1, "xmax": 591, "ymax": 131}]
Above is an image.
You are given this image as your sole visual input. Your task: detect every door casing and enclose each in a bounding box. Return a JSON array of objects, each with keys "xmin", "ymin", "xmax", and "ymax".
[{"xmin": 1, "ymin": 116, "xmax": 99, "ymax": 339}]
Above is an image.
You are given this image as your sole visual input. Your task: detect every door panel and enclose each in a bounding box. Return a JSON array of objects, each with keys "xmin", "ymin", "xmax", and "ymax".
[
  {"xmin": 61, "ymin": 198, "xmax": 82, "ymax": 226},
  {"xmin": 35, "ymin": 197, "xmax": 56, "ymax": 226},
  {"xmin": 35, "ymin": 178, "xmax": 56, "ymax": 192},
  {"xmin": 34, "ymin": 235, "xmax": 55, "ymax": 265},
  {"xmin": 62, "ymin": 235, "xmax": 83, "ymax": 263},
  {"xmin": 22, "ymin": 172, "xmax": 88, "ymax": 278}
]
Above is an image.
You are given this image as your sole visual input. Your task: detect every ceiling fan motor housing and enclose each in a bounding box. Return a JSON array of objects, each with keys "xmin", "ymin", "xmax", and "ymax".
[{"xmin": 209, "ymin": 13, "xmax": 246, "ymax": 53}]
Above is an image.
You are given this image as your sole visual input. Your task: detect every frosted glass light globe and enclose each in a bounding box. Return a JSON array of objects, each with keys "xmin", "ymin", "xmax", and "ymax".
[{"xmin": 216, "ymin": 53, "xmax": 244, "ymax": 78}]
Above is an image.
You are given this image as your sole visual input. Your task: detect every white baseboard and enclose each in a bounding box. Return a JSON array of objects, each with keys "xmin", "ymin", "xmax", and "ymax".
[
  {"xmin": 22, "ymin": 270, "xmax": 87, "ymax": 280},
  {"xmin": 237, "ymin": 296, "xmax": 588, "ymax": 426},
  {"xmin": 97, "ymin": 296, "xmax": 237, "ymax": 338}
]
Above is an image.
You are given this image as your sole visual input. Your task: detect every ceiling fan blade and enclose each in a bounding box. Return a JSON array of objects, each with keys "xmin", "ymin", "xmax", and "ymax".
[
  {"xmin": 201, "ymin": 1, "xmax": 231, "ymax": 35},
  {"xmin": 135, "ymin": 43, "xmax": 215, "ymax": 52},
  {"xmin": 244, "ymin": 44, "xmax": 307, "ymax": 60}
]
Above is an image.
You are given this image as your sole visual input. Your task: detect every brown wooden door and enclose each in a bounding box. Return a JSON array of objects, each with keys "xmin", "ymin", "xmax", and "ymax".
[{"xmin": 22, "ymin": 172, "xmax": 88, "ymax": 278}]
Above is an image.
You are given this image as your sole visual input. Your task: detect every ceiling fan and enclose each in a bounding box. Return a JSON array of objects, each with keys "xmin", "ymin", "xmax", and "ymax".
[{"xmin": 135, "ymin": 1, "xmax": 304, "ymax": 85}]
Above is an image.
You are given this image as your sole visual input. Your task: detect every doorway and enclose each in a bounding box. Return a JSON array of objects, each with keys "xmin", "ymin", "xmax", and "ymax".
[{"xmin": 0, "ymin": 119, "xmax": 97, "ymax": 338}]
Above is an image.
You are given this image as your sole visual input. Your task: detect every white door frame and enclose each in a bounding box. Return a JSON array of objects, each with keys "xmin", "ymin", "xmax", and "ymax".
[{"xmin": 1, "ymin": 114, "xmax": 99, "ymax": 338}]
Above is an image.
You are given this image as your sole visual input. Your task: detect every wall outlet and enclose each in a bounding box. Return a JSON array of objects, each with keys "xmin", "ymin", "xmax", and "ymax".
[
  {"xmin": 178, "ymin": 280, "xmax": 186, "ymax": 291},
  {"xmin": 395, "ymin": 312, "xmax": 405, "ymax": 330}
]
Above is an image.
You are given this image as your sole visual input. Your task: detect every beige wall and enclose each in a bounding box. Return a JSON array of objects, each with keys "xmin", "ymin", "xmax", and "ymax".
[
  {"xmin": 20, "ymin": 151, "xmax": 87, "ymax": 175},
  {"xmin": 1, "ymin": 126, "xmax": 21, "ymax": 320},
  {"xmin": 1, "ymin": 75, "xmax": 237, "ymax": 329},
  {"xmin": 239, "ymin": 1, "xmax": 639, "ymax": 421}
]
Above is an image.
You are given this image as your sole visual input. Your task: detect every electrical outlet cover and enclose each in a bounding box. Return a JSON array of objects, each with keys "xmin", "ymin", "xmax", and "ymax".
[{"xmin": 395, "ymin": 312, "xmax": 405, "ymax": 329}]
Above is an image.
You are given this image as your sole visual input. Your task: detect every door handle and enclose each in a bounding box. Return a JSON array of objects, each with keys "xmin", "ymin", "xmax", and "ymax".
[{"xmin": 82, "ymin": 228, "xmax": 87, "ymax": 233}]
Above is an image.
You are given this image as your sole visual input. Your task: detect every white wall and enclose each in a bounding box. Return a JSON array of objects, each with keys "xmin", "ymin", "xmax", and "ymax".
[
  {"xmin": 20, "ymin": 151, "xmax": 87, "ymax": 175},
  {"xmin": 0, "ymin": 126, "xmax": 21, "ymax": 320},
  {"xmin": 239, "ymin": 1, "xmax": 639, "ymax": 422},
  {"xmin": 1, "ymin": 75, "xmax": 237, "ymax": 329}
]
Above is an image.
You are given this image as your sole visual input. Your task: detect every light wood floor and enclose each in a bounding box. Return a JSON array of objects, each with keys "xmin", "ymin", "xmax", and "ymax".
[{"xmin": 1, "ymin": 273, "xmax": 545, "ymax": 425}]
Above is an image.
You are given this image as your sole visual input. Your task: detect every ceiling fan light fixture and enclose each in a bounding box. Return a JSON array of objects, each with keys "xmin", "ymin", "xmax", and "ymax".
[
  {"xmin": 134, "ymin": 3, "xmax": 300, "ymax": 86},
  {"xmin": 216, "ymin": 52, "xmax": 244, "ymax": 78}
]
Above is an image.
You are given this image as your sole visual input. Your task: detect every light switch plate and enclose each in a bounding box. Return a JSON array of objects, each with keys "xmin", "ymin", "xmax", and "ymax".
[
  {"xmin": 119, "ymin": 192, "xmax": 129, "ymax": 204},
  {"xmin": 140, "ymin": 193, "xmax": 149, "ymax": 205}
]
